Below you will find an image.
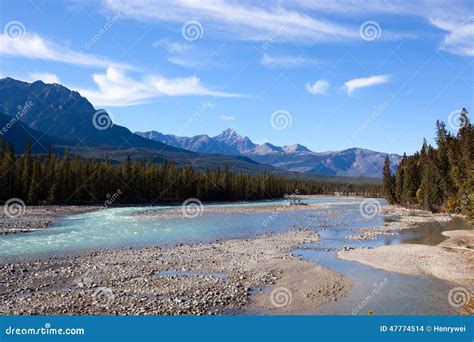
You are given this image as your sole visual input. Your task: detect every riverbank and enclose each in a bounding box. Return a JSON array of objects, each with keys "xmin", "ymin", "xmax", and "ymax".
[
  {"xmin": 345, "ymin": 205, "xmax": 453, "ymax": 240},
  {"xmin": 0, "ymin": 206, "xmax": 100, "ymax": 235},
  {"xmin": 338, "ymin": 229, "xmax": 474, "ymax": 287},
  {"xmin": 135, "ymin": 199, "xmax": 360, "ymax": 219},
  {"xmin": 0, "ymin": 229, "xmax": 351, "ymax": 315}
]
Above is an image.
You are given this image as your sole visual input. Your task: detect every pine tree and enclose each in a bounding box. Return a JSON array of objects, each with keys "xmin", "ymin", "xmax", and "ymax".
[
  {"xmin": 28, "ymin": 156, "xmax": 42, "ymax": 204},
  {"xmin": 382, "ymin": 155, "xmax": 396, "ymax": 204},
  {"xmin": 21, "ymin": 140, "xmax": 32, "ymax": 198}
]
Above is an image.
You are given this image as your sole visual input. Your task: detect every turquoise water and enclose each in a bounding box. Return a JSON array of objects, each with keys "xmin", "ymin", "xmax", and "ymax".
[
  {"xmin": 0, "ymin": 197, "xmax": 361, "ymax": 260},
  {"xmin": 0, "ymin": 197, "xmax": 470, "ymax": 314}
]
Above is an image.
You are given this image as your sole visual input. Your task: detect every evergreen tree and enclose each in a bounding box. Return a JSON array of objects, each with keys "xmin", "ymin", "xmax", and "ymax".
[{"xmin": 382, "ymin": 156, "xmax": 396, "ymax": 203}]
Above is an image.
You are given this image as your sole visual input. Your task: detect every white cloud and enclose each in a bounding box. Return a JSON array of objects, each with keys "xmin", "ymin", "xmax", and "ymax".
[
  {"xmin": 153, "ymin": 39, "xmax": 189, "ymax": 54},
  {"xmin": 75, "ymin": 67, "xmax": 244, "ymax": 107},
  {"xmin": 261, "ymin": 53, "xmax": 320, "ymax": 68},
  {"xmin": 152, "ymin": 39, "xmax": 223, "ymax": 68},
  {"xmin": 435, "ymin": 16, "xmax": 474, "ymax": 57},
  {"xmin": 220, "ymin": 115, "xmax": 235, "ymax": 121},
  {"xmin": 306, "ymin": 80, "xmax": 329, "ymax": 95},
  {"xmin": 344, "ymin": 75, "xmax": 390, "ymax": 95},
  {"xmin": 0, "ymin": 33, "xmax": 134, "ymax": 69},
  {"xmin": 104, "ymin": 0, "xmax": 360, "ymax": 42},
  {"xmin": 299, "ymin": 0, "xmax": 473, "ymax": 57},
  {"xmin": 28, "ymin": 72, "xmax": 60, "ymax": 84}
]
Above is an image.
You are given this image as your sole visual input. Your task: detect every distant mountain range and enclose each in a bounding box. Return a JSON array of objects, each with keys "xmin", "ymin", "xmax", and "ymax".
[
  {"xmin": 136, "ymin": 129, "xmax": 401, "ymax": 178},
  {"xmin": 0, "ymin": 78, "xmax": 279, "ymax": 175},
  {"xmin": 0, "ymin": 77, "xmax": 397, "ymax": 180}
]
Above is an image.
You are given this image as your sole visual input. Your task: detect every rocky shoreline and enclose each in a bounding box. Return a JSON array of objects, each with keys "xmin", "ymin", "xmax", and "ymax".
[
  {"xmin": 0, "ymin": 230, "xmax": 351, "ymax": 315},
  {"xmin": 0, "ymin": 206, "xmax": 99, "ymax": 235},
  {"xmin": 345, "ymin": 205, "xmax": 454, "ymax": 240}
]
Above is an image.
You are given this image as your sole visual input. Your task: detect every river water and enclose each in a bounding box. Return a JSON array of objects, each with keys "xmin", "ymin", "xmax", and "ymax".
[{"xmin": 0, "ymin": 197, "xmax": 470, "ymax": 315}]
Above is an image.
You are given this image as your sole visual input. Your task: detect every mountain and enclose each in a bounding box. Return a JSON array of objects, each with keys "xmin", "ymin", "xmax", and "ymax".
[
  {"xmin": 0, "ymin": 77, "xmax": 180, "ymax": 150},
  {"xmin": 0, "ymin": 112, "xmax": 72, "ymax": 153},
  {"xmin": 137, "ymin": 128, "xmax": 255, "ymax": 155},
  {"xmin": 0, "ymin": 78, "xmax": 286, "ymax": 175},
  {"xmin": 249, "ymin": 147, "xmax": 401, "ymax": 178},
  {"xmin": 136, "ymin": 129, "xmax": 401, "ymax": 178}
]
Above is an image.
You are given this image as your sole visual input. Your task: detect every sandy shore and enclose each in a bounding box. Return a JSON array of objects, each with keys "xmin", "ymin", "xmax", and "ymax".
[
  {"xmin": 338, "ymin": 230, "xmax": 474, "ymax": 287},
  {"xmin": 0, "ymin": 205, "xmax": 100, "ymax": 235},
  {"xmin": 0, "ymin": 230, "xmax": 351, "ymax": 315},
  {"xmin": 345, "ymin": 205, "xmax": 453, "ymax": 240}
]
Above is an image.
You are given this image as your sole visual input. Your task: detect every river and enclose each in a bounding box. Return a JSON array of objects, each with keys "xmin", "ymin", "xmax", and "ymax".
[{"xmin": 0, "ymin": 197, "xmax": 470, "ymax": 315}]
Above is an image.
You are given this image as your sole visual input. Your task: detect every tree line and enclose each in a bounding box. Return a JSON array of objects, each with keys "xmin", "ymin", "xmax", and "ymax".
[
  {"xmin": 0, "ymin": 141, "xmax": 381, "ymax": 205},
  {"xmin": 383, "ymin": 108, "xmax": 473, "ymax": 221}
]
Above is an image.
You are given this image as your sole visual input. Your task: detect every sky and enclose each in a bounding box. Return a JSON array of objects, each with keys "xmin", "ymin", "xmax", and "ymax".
[{"xmin": 0, "ymin": 0, "xmax": 473, "ymax": 155}]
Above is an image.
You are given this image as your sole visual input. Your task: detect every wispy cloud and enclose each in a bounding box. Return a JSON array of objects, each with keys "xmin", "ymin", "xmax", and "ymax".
[
  {"xmin": 434, "ymin": 16, "xmax": 474, "ymax": 57},
  {"xmin": 220, "ymin": 115, "xmax": 235, "ymax": 121},
  {"xmin": 104, "ymin": 0, "xmax": 360, "ymax": 42},
  {"xmin": 0, "ymin": 33, "xmax": 134, "ymax": 69},
  {"xmin": 28, "ymin": 72, "xmax": 60, "ymax": 84},
  {"xmin": 299, "ymin": 0, "xmax": 473, "ymax": 57},
  {"xmin": 344, "ymin": 75, "xmax": 390, "ymax": 95},
  {"xmin": 75, "ymin": 67, "xmax": 245, "ymax": 107},
  {"xmin": 306, "ymin": 79, "xmax": 329, "ymax": 95},
  {"xmin": 261, "ymin": 53, "xmax": 320, "ymax": 68},
  {"xmin": 153, "ymin": 39, "xmax": 223, "ymax": 68}
]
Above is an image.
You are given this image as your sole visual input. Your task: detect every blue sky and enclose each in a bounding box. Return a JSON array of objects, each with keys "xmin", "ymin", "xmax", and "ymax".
[{"xmin": 0, "ymin": 0, "xmax": 473, "ymax": 155}]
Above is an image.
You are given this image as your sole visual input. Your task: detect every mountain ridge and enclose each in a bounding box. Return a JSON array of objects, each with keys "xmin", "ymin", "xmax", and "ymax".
[
  {"xmin": 0, "ymin": 78, "xmax": 287, "ymax": 176},
  {"xmin": 136, "ymin": 129, "xmax": 401, "ymax": 178}
]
